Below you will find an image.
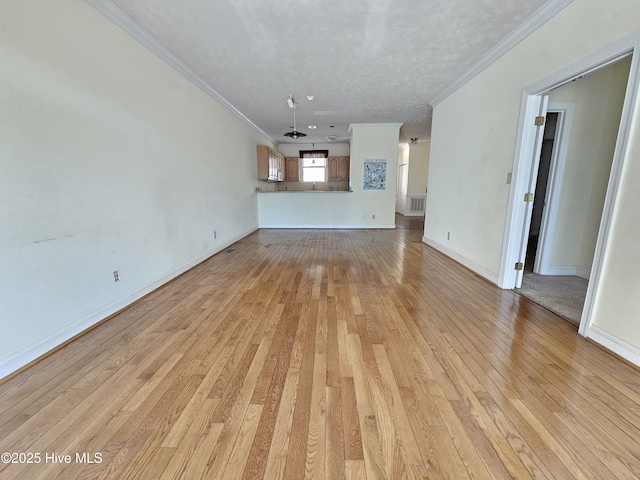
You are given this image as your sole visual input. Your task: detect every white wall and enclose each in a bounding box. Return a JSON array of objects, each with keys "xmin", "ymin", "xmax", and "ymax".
[
  {"xmin": 424, "ymin": 0, "xmax": 640, "ymax": 354},
  {"xmin": 258, "ymin": 192, "xmax": 373, "ymax": 228},
  {"xmin": 0, "ymin": 0, "xmax": 270, "ymax": 377},
  {"xmin": 407, "ymin": 143, "xmax": 430, "ymax": 196},
  {"xmin": 546, "ymin": 58, "xmax": 630, "ymax": 275},
  {"xmin": 258, "ymin": 124, "xmax": 401, "ymax": 228}
]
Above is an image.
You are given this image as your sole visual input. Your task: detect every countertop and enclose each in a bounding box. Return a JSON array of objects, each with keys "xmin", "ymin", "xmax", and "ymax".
[{"xmin": 256, "ymin": 189, "xmax": 352, "ymax": 193}]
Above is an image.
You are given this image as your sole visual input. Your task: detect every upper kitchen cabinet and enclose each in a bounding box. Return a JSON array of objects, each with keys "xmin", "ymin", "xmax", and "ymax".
[
  {"xmin": 328, "ymin": 157, "xmax": 350, "ymax": 181},
  {"xmin": 285, "ymin": 157, "xmax": 299, "ymax": 182},
  {"xmin": 257, "ymin": 145, "xmax": 284, "ymax": 182}
]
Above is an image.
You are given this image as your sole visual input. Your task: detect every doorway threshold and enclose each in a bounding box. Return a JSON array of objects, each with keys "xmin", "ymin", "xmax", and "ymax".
[{"xmin": 516, "ymin": 273, "xmax": 588, "ymax": 325}]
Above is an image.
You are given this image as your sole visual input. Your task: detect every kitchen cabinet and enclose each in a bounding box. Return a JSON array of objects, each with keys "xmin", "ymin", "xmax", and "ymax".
[
  {"xmin": 257, "ymin": 145, "xmax": 284, "ymax": 181},
  {"xmin": 328, "ymin": 157, "xmax": 349, "ymax": 181},
  {"xmin": 285, "ymin": 157, "xmax": 299, "ymax": 181}
]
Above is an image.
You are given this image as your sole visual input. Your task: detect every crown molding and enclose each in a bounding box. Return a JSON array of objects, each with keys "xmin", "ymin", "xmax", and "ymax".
[
  {"xmin": 85, "ymin": 0, "xmax": 273, "ymax": 141},
  {"xmin": 428, "ymin": 0, "xmax": 575, "ymax": 107}
]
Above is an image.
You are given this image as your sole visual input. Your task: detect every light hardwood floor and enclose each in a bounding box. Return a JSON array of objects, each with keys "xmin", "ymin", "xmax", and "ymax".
[{"xmin": 1, "ymin": 227, "xmax": 640, "ymax": 479}]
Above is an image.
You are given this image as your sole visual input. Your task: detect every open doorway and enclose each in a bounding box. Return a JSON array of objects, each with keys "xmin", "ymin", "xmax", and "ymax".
[
  {"xmin": 515, "ymin": 106, "xmax": 588, "ymax": 323},
  {"xmin": 500, "ymin": 50, "xmax": 636, "ymax": 332},
  {"xmin": 516, "ymin": 108, "xmax": 589, "ymax": 323},
  {"xmin": 396, "ymin": 142, "xmax": 429, "ymax": 227}
]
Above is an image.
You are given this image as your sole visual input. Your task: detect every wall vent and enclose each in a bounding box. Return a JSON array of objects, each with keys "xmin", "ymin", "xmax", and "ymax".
[{"xmin": 408, "ymin": 195, "xmax": 426, "ymax": 213}]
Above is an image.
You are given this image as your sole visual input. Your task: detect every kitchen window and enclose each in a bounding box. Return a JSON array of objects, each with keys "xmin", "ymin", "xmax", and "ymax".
[{"xmin": 299, "ymin": 150, "xmax": 329, "ymax": 182}]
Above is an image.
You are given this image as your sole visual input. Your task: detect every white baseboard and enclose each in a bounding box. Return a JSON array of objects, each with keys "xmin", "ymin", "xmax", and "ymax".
[
  {"xmin": 587, "ymin": 325, "xmax": 640, "ymax": 368},
  {"xmin": 259, "ymin": 224, "xmax": 396, "ymax": 229},
  {"xmin": 575, "ymin": 267, "xmax": 590, "ymax": 280},
  {"xmin": 0, "ymin": 228, "xmax": 258, "ymax": 380},
  {"xmin": 422, "ymin": 236, "xmax": 499, "ymax": 285},
  {"xmin": 539, "ymin": 265, "xmax": 590, "ymax": 279}
]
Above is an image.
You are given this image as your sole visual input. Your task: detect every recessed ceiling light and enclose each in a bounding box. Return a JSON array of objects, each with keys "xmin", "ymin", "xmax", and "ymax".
[
  {"xmin": 308, "ymin": 125, "xmax": 317, "ymax": 129},
  {"xmin": 306, "ymin": 95, "xmax": 315, "ymax": 101}
]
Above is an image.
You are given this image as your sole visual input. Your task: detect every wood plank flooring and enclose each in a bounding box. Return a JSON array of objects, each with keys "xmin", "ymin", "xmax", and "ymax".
[{"xmin": 1, "ymin": 227, "xmax": 640, "ymax": 479}]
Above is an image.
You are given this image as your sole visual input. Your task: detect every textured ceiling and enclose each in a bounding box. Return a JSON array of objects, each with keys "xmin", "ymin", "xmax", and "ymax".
[{"xmin": 109, "ymin": 0, "xmax": 551, "ymax": 144}]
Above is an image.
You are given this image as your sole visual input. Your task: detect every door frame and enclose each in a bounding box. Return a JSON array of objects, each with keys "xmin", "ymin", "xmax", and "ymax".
[{"xmin": 498, "ymin": 33, "xmax": 640, "ymax": 340}]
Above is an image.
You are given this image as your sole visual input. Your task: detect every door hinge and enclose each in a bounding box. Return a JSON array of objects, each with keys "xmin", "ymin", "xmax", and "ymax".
[
  {"xmin": 524, "ymin": 193, "xmax": 534, "ymax": 202},
  {"xmin": 535, "ymin": 116, "xmax": 545, "ymax": 126},
  {"xmin": 515, "ymin": 262, "xmax": 524, "ymax": 271}
]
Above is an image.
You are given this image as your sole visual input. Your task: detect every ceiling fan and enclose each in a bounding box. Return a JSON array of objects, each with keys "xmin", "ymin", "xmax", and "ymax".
[{"xmin": 283, "ymin": 94, "xmax": 306, "ymax": 139}]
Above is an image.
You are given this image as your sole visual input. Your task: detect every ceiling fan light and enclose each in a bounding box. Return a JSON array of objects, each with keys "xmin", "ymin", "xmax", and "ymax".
[
  {"xmin": 283, "ymin": 130, "xmax": 307, "ymax": 139},
  {"xmin": 283, "ymin": 95, "xmax": 307, "ymax": 139}
]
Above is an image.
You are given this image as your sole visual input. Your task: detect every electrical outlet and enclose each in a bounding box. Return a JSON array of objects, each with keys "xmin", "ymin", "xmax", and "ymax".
[
  {"xmin": 447, "ymin": 232, "xmax": 451, "ymax": 240},
  {"xmin": 372, "ymin": 214, "xmax": 376, "ymax": 219},
  {"xmin": 113, "ymin": 270, "xmax": 120, "ymax": 282},
  {"xmin": 214, "ymin": 230, "xmax": 217, "ymax": 239},
  {"xmin": 506, "ymin": 172, "xmax": 512, "ymax": 184}
]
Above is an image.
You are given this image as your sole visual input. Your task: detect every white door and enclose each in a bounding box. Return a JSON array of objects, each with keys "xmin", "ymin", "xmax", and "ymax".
[
  {"xmin": 396, "ymin": 163, "xmax": 407, "ymax": 213},
  {"xmin": 515, "ymin": 95, "xmax": 549, "ymax": 288}
]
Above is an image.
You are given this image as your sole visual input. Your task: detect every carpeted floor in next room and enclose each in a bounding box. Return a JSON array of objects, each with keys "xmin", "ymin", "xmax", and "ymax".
[{"xmin": 517, "ymin": 273, "xmax": 588, "ymax": 324}]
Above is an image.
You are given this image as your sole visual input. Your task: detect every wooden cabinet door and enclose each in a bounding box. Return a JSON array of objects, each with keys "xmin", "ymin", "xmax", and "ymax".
[
  {"xmin": 328, "ymin": 157, "xmax": 339, "ymax": 181},
  {"xmin": 285, "ymin": 157, "xmax": 299, "ymax": 181},
  {"xmin": 257, "ymin": 145, "xmax": 269, "ymax": 180},
  {"xmin": 338, "ymin": 157, "xmax": 350, "ymax": 180}
]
